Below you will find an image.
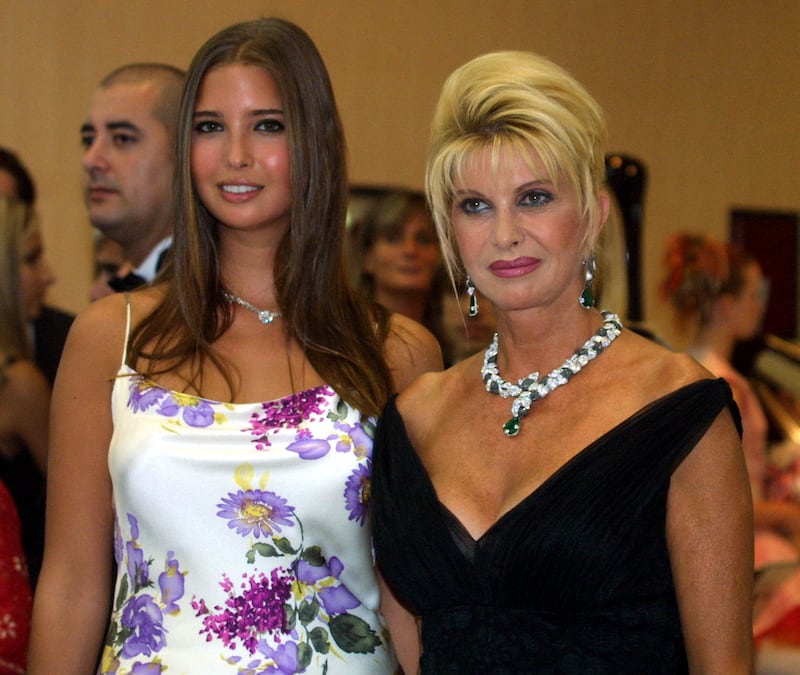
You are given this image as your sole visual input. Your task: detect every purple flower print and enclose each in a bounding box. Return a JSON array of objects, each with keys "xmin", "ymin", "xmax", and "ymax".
[
  {"xmin": 128, "ymin": 379, "xmax": 167, "ymax": 413},
  {"xmin": 182, "ymin": 400, "xmax": 215, "ymax": 427},
  {"xmin": 247, "ymin": 387, "xmax": 334, "ymax": 449},
  {"xmin": 103, "ymin": 514, "xmax": 189, "ymax": 670},
  {"xmin": 296, "ymin": 555, "xmax": 343, "ymax": 585},
  {"xmin": 284, "ymin": 420, "xmax": 373, "ymax": 464},
  {"xmin": 257, "ymin": 640, "xmax": 303, "ymax": 673},
  {"xmin": 128, "ymin": 376, "xmax": 220, "ymax": 428},
  {"xmin": 120, "ymin": 595, "xmax": 166, "ymax": 658},
  {"xmin": 128, "ymin": 512, "xmax": 140, "ymax": 539},
  {"xmin": 344, "ymin": 461, "xmax": 371, "ymax": 526},
  {"xmin": 113, "ymin": 516, "xmax": 124, "ymax": 566},
  {"xmin": 331, "ymin": 421, "xmax": 373, "ymax": 457},
  {"xmin": 296, "ymin": 555, "xmax": 359, "ymax": 614},
  {"xmin": 351, "ymin": 423, "xmax": 372, "ymax": 456},
  {"xmin": 286, "ymin": 438, "xmax": 331, "ymax": 460},
  {"xmin": 126, "ymin": 541, "xmax": 151, "ymax": 591},
  {"xmin": 217, "ymin": 489, "xmax": 295, "ymax": 538},
  {"xmin": 318, "ymin": 585, "xmax": 360, "ymax": 615},
  {"xmin": 126, "ymin": 515, "xmax": 151, "ymax": 591},
  {"xmin": 194, "ymin": 569, "xmax": 292, "ymax": 654},
  {"xmin": 157, "ymin": 396, "xmax": 216, "ymax": 428},
  {"xmin": 158, "ymin": 552, "xmax": 185, "ymax": 614}
]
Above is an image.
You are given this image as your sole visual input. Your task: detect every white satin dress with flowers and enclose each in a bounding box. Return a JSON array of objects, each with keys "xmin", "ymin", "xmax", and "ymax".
[{"xmin": 98, "ymin": 301, "xmax": 397, "ymax": 674}]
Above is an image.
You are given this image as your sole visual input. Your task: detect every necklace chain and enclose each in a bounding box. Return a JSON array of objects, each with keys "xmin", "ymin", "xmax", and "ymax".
[
  {"xmin": 481, "ymin": 310, "xmax": 623, "ymax": 437},
  {"xmin": 222, "ymin": 291, "xmax": 282, "ymax": 325}
]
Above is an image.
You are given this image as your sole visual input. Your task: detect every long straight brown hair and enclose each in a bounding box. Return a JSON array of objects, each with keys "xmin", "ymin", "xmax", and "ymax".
[{"xmin": 128, "ymin": 18, "xmax": 392, "ymax": 417}]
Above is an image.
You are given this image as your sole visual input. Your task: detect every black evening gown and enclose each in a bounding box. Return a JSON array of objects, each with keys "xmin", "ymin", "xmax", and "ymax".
[{"xmin": 372, "ymin": 378, "xmax": 740, "ymax": 674}]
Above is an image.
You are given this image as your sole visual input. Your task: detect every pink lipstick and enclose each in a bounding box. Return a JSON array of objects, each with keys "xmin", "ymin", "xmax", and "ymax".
[{"xmin": 489, "ymin": 257, "xmax": 540, "ymax": 278}]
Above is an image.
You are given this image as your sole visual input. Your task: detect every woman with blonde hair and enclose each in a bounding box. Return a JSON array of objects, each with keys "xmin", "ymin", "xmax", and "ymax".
[
  {"xmin": 29, "ymin": 18, "xmax": 439, "ymax": 674},
  {"xmin": 0, "ymin": 194, "xmax": 51, "ymax": 523},
  {"xmin": 0, "ymin": 195, "xmax": 52, "ymax": 673},
  {"xmin": 372, "ymin": 51, "xmax": 753, "ymax": 672}
]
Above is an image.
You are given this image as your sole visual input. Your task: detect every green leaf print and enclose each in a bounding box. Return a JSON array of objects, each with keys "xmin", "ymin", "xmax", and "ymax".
[
  {"xmin": 284, "ymin": 604, "xmax": 297, "ymax": 632},
  {"xmin": 273, "ymin": 536, "xmax": 297, "ymax": 554},
  {"xmin": 297, "ymin": 641, "xmax": 314, "ymax": 669},
  {"xmin": 301, "ymin": 545, "xmax": 325, "ymax": 566},
  {"xmin": 309, "ymin": 626, "xmax": 330, "ymax": 654},
  {"xmin": 115, "ymin": 574, "xmax": 129, "ymax": 611},
  {"xmin": 298, "ymin": 598, "xmax": 320, "ymax": 624},
  {"xmin": 246, "ymin": 542, "xmax": 280, "ymax": 564},
  {"xmin": 329, "ymin": 614, "xmax": 381, "ymax": 654}
]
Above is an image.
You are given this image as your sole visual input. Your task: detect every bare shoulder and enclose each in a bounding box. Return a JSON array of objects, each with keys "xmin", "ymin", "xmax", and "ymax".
[
  {"xmin": 61, "ymin": 289, "xmax": 164, "ymax": 375},
  {"xmin": 611, "ymin": 329, "xmax": 713, "ymax": 402},
  {"xmin": 395, "ymin": 351, "xmax": 475, "ymax": 440},
  {"xmin": 384, "ymin": 312, "xmax": 443, "ymax": 392},
  {"xmin": 68, "ymin": 288, "xmax": 163, "ymax": 356},
  {"xmin": 68, "ymin": 293, "xmax": 127, "ymax": 357}
]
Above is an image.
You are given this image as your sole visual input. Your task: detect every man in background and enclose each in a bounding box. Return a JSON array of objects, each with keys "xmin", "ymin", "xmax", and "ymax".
[{"xmin": 80, "ymin": 62, "xmax": 185, "ymax": 291}]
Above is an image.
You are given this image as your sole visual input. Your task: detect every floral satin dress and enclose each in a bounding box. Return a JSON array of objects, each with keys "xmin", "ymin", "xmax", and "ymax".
[{"xmin": 99, "ymin": 312, "xmax": 397, "ymax": 674}]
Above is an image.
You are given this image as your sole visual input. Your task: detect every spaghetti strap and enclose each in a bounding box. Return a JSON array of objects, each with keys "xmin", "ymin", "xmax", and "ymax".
[{"xmin": 121, "ymin": 292, "xmax": 132, "ymax": 368}]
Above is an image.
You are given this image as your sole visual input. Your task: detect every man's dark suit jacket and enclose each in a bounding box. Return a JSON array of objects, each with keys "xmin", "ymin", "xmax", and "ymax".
[{"xmin": 32, "ymin": 304, "xmax": 74, "ymax": 384}]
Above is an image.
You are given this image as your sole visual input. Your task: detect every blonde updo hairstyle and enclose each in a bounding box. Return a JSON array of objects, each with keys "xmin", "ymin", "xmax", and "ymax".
[{"xmin": 425, "ymin": 51, "xmax": 608, "ymax": 283}]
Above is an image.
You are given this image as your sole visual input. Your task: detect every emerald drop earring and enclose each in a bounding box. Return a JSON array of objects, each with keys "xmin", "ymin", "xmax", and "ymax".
[
  {"xmin": 579, "ymin": 253, "xmax": 596, "ymax": 309},
  {"xmin": 466, "ymin": 276, "xmax": 479, "ymax": 316}
]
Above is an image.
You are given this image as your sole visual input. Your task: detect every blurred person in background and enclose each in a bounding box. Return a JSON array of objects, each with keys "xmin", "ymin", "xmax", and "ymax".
[
  {"xmin": 0, "ymin": 195, "xmax": 52, "ymax": 588},
  {"xmin": 0, "ymin": 146, "xmax": 72, "ymax": 384},
  {"xmin": 349, "ymin": 189, "xmax": 447, "ymax": 345},
  {"xmin": 89, "ymin": 232, "xmax": 126, "ymax": 302},
  {"xmin": 663, "ymin": 232, "xmax": 800, "ymax": 657},
  {"xmin": 80, "ymin": 63, "xmax": 184, "ymax": 292}
]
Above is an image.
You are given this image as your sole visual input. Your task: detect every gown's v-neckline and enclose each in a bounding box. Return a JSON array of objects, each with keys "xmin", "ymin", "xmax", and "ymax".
[{"xmin": 393, "ymin": 378, "xmax": 717, "ymax": 546}]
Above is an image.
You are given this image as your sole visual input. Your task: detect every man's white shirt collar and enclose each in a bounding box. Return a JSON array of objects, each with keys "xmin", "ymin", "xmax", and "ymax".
[{"xmin": 135, "ymin": 237, "xmax": 172, "ymax": 282}]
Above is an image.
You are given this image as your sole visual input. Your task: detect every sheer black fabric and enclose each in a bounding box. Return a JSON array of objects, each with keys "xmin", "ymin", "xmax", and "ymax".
[{"xmin": 372, "ymin": 379, "xmax": 739, "ymax": 674}]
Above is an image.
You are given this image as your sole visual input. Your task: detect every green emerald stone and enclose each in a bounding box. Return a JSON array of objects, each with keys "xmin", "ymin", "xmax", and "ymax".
[
  {"xmin": 503, "ymin": 417, "xmax": 521, "ymax": 437},
  {"xmin": 580, "ymin": 286, "xmax": 594, "ymax": 309}
]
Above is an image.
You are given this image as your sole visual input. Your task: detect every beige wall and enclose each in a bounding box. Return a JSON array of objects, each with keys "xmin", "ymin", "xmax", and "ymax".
[{"xmin": 2, "ymin": 0, "xmax": 798, "ymax": 341}]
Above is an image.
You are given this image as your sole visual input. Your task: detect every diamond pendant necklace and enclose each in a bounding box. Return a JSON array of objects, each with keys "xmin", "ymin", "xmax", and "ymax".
[
  {"xmin": 223, "ymin": 291, "xmax": 282, "ymax": 325},
  {"xmin": 481, "ymin": 311, "xmax": 622, "ymax": 437}
]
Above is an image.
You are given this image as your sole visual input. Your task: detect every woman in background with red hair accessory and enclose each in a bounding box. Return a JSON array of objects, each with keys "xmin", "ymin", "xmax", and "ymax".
[{"xmin": 663, "ymin": 232, "xmax": 800, "ymax": 662}]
